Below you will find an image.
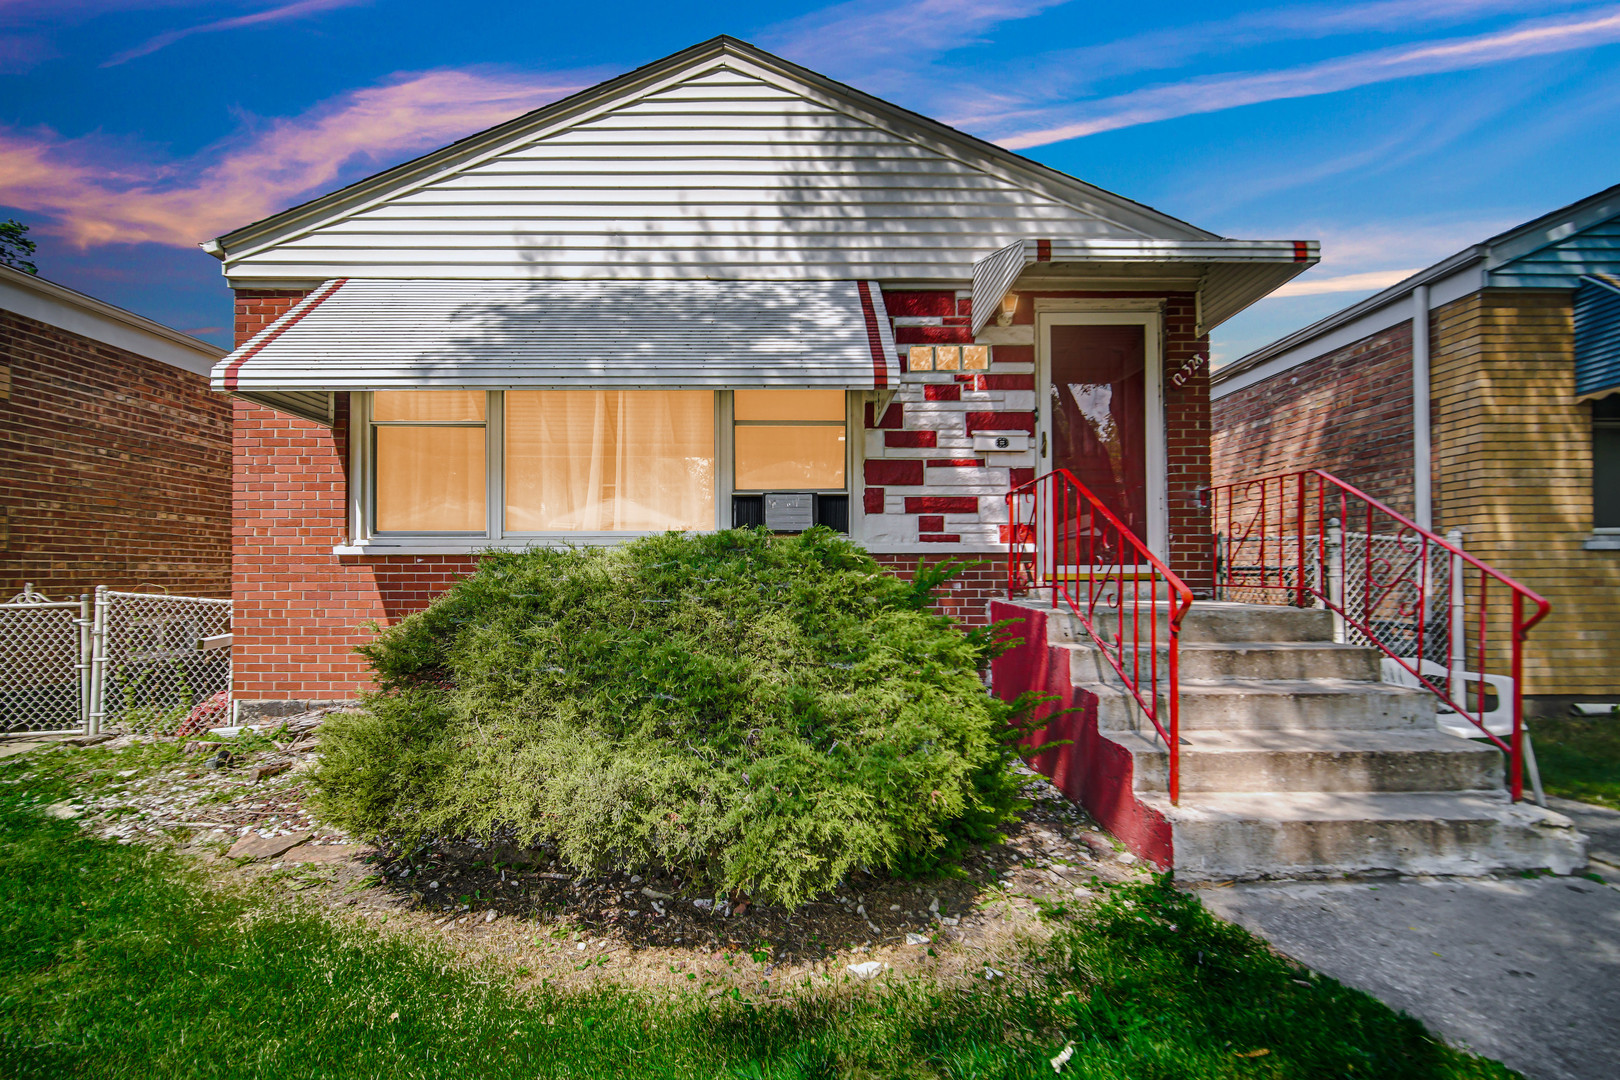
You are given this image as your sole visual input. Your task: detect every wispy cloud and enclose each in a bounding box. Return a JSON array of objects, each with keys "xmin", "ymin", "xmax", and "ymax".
[
  {"xmin": 995, "ymin": 6, "xmax": 1620, "ymax": 148},
  {"xmin": 957, "ymin": 0, "xmax": 1589, "ymax": 112},
  {"xmin": 0, "ymin": 68, "xmax": 586, "ymax": 248},
  {"xmin": 1272, "ymin": 268, "xmax": 1422, "ymax": 295},
  {"xmin": 104, "ymin": 0, "xmax": 371, "ymax": 66},
  {"xmin": 761, "ymin": 0, "xmax": 1070, "ymax": 75}
]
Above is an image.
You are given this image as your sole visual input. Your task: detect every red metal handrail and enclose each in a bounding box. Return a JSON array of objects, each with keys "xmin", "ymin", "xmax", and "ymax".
[
  {"xmin": 1006, "ymin": 469, "xmax": 1195, "ymax": 803},
  {"xmin": 1207, "ymin": 469, "xmax": 1551, "ymax": 801}
]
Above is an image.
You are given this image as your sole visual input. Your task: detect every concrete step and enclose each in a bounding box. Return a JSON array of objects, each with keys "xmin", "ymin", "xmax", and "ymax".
[
  {"xmin": 1065, "ymin": 639, "xmax": 1382, "ymax": 684},
  {"xmin": 1141, "ymin": 790, "xmax": 1587, "ymax": 880},
  {"xmin": 1042, "ymin": 600, "xmax": 1334, "ymax": 646},
  {"xmin": 1111, "ymin": 729, "xmax": 1503, "ymax": 794},
  {"xmin": 1091, "ymin": 678, "xmax": 1435, "ymax": 733}
]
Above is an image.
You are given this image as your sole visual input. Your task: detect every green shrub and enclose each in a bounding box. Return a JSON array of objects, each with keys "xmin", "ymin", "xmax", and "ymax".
[{"xmin": 310, "ymin": 528, "xmax": 1040, "ymax": 907}]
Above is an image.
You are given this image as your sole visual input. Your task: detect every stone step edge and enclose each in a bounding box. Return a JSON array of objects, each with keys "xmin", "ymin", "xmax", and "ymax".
[
  {"xmin": 1136, "ymin": 790, "xmax": 1577, "ymax": 826},
  {"xmin": 1104, "ymin": 728, "xmax": 1504, "ymax": 757}
]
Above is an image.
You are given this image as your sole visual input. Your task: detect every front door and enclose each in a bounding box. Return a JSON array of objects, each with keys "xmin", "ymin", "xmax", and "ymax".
[{"xmin": 1037, "ymin": 311, "xmax": 1165, "ymax": 568}]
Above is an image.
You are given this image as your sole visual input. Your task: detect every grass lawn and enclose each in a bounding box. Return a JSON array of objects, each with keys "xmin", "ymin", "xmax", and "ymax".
[
  {"xmin": 0, "ymin": 749, "xmax": 1515, "ymax": 1079},
  {"xmin": 1529, "ymin": 717, "xmax": 1620, "ymax": 810}
]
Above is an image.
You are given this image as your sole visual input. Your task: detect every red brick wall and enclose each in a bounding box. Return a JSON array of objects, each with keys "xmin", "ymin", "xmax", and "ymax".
[
  {"xmin": 1161, "ymin": 294, "xmax": 1214, "ymax": 595},
  {"xmin": 235, "ymin": 289, "xmax": 311, "ymax": 343},
  {"xmin": 870, "ymin": 552, "xmax": 1005, "ymax": 626},
  {"xmin": 1212, "ymin": 320, "xmax": 1416, "ymax": 515},
  {"xmin": 231, "ymin": 393, "xmax": 479, "ymax": 701},
  {"xmin": 0, "ymin": 309, "xmax": 231, "ymax": 600},
  {"xmin": 231, "ymin": 287, "xmax": 483, "ymax": 700}
]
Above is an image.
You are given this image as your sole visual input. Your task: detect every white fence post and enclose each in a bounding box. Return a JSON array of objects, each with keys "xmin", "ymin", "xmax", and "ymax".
[
  {"xmin": 89, "ymin": 585, "xmax": 109, "ymax": 735},
  {"xmin": 1325, "ymin": 517, "xmax": 1346, "ymax": 644},
  {"xmin": 76, "ymin": 594, "xmax": 91, "ymax": 733}
]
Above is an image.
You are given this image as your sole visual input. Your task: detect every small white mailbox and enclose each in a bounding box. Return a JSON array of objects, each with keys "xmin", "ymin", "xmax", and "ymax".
[{"xmin": 971, "ymin": 430, "xmax": 1031, "ymax": 453}]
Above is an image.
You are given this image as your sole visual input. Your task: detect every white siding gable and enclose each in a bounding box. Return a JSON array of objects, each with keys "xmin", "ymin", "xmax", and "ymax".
[{"xmin": 221, "ymin": 61, "xmax": 1199, "ymax": 286}]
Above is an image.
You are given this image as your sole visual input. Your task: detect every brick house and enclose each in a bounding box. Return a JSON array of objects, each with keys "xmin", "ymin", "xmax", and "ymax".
[
  {"xmin": 1212, "ymin": 183, "xmax": 1620, "ymax": 713},
  {"xmin": 1, "ymin": 264, "xmax": 231, "ymax": 600},
  {"xmin": 206, "ymin": 37, "xmax": 1315, "ymax": 713}
]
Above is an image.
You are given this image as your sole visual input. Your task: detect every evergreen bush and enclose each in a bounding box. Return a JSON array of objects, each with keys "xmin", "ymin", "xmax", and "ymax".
[{"xmin": 310, "ymin": 528, "xmax": 1040, "ymax": 907}]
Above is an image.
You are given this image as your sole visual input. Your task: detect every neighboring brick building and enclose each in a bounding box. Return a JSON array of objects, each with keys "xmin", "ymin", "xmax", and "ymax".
[
  {"xmin": 1212, "ymin": 184, "xmax": 1620, "ymax": 709},
  {"xmin": 0, "ymin": 264, "xmax": 230, "ymax": 601},
  {"xmin": 206, "ymin": 37, "xmax": 1313, "ymax": 709}
]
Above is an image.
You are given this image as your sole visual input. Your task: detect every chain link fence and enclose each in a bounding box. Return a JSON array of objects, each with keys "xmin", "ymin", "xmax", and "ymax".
[
  {"xmin": 0, "ymin": 585, "xmax": 231, "ymax": 737},
  {"xmin": 91, "ymin": 589, "xmax": 233, "ymax": 735},
  {"xmin": 0, "ymin": 587, "xmax": 91, "ymax": 734}
]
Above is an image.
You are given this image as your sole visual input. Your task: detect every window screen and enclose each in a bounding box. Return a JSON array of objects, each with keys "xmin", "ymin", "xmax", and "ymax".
[
  {"xmin": 372, "ymin": 391, "xmax": 487, "ymax": 533},
  {"xmin": 732, "ymin": 390, "xmax": 846, "ymax": 491}
]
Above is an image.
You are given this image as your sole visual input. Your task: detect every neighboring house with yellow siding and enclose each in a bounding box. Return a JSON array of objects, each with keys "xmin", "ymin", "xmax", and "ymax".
[{"xmin": 1211, "ymin": 184, "xmax": 1620, "ymax": 714}]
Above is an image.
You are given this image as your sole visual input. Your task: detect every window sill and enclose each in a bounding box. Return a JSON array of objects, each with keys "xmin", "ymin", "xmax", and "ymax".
[
  {"xmin": 334, "ymin": 534, "xmax": 670, "ymax": 556},
  {"xmin": 1583, "ymin": 533, "xmax": 1620, "ymax": 551}
]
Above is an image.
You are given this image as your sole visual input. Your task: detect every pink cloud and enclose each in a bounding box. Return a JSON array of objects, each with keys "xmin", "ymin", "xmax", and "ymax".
[{"xmin": 0, "ymin": 68, "xmax": 587, "ymax": 249}]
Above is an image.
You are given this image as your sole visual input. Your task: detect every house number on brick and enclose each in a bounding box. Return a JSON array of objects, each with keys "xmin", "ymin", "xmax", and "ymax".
[{"xmin": 1170, "ymin": 350, "xmax": 1209, "ymax": 389}]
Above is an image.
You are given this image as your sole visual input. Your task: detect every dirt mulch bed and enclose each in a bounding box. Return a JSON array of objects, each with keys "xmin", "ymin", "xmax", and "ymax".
[{"xmin": 42, "ymin": 715, "xmax": 1151, "ymax": 998}]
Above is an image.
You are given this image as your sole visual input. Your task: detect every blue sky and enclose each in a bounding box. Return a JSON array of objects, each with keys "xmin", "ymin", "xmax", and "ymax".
[{"xmin": 3, "ymin": 0, "xmax": 1619, "ymax": 360}]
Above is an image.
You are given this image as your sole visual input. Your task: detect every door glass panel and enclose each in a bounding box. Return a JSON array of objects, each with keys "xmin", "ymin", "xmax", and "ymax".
[{"xmin": 1049, "ymin": 324, "xmax": 1147, "ymax": 561}]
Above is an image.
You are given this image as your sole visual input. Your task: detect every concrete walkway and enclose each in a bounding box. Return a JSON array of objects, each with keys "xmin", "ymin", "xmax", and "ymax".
[
  {"xmin": 1199, "ymin": 869, "xmax": 1620, "ymax": 1080},
  {"xmin": 1547, "ymin": 796, "xmax": 1620, "ymax": 875},
  {"xmin": 0, "ymin": 735, "xmax": 72, "ymax": 760}
]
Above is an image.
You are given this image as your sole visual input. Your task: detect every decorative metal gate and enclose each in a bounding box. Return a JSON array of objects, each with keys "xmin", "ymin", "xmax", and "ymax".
[{"xmin": 0, "ymin": 585, "xmax": 231, "ymax": 737}]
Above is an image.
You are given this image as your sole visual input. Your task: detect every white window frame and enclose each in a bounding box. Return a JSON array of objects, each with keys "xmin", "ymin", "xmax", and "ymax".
[{"xmin": 339, "ymin": 389, "xmax": 857, "ymax": 554}]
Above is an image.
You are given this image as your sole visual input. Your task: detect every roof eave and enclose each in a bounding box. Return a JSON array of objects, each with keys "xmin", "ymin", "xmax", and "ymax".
[
  {"xmin": 0, "ymin": 263, "xmax": 226, "ymax": 359},
  {"xmin": 1212, "ymin": 245, "xmax": 1487, "ymax": 386}
]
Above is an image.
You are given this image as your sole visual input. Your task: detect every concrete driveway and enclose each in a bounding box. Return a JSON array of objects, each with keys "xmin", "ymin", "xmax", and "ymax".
[{"xmin": 1199, "ymin": 867, "xmax": 1620, "ymax": 1080}]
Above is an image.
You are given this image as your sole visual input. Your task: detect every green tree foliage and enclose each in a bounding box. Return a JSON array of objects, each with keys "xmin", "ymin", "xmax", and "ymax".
[
  {"xmin": 0, "ymin": 220, "xmax": 36, "ymax": 275},
  {"xmin": 312, "ymin": 529, "xmax": 1043, "ymax": 907}
]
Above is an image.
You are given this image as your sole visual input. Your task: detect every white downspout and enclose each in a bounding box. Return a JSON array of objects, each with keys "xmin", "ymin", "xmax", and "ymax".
[{"xmin": 1412, "ymin": 284, "xmax": 1433, "ymax": 530}]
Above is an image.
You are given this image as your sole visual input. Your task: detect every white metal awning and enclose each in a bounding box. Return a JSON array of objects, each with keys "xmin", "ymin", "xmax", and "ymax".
[
  {"xmin": 970, "ymin": 239, "xmax": 1320, "ymax": 336},
  {"xmin": 214, "ymin": 278, "xmax": 900, "ymax": 417}
]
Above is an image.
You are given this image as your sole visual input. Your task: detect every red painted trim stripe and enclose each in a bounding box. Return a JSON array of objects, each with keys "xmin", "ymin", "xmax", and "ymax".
[
  {"xmin": 222, "ymin": 278, "xmax": 348, "ymax": 391},
  {"xmin": 856, "ymin": 280, "xmax": 889, "ymax": 389},
  {"xmin": 1036, "ymin": 238, "xmax": 1052, "ymax": 262},
  {"xmin": 1293, "ymin": 241, "xmax": 1310, "ymax": 262},
  {"xmin": 926, "ymin": 458, "xmax": 982, "ymax": 468}
]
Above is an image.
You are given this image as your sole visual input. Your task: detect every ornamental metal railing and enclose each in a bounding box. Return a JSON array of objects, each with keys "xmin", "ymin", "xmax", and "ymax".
[
  {"xmin": 1208, "ymin": 469, "xmax": 1550, "ymax": 802},
  {"xmin": 1006, "ymin": 469, "xmax": 1195, "ymax": 803},
  {"xmin": 0, "ymin": 585, "xmax": 232, "ymax": 737}
]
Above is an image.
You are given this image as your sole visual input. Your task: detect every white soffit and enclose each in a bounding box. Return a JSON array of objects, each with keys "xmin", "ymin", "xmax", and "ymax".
[
  {"xmin": 212, "ymin": 278, "xmax": 901, "ymax": 394},
  {"xmin": 970, "ymin": 239, "xmax": 1318, "ymax": 336},
  {"xmin": 0, "ymin": 264, "xmax": 224, "ymax": 376}
]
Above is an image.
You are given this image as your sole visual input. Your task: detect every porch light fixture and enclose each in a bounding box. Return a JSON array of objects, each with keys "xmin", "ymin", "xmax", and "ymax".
[{"xmin": 996, "ymin": 292, "xmax": 1019, "ymax": 326}]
